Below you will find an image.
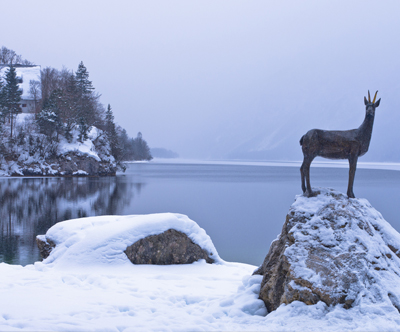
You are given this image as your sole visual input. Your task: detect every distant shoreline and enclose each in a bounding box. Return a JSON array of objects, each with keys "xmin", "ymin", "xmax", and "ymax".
[{"xmin": 147, "ymin": 158, "xmax": 400, "ymax": 172}]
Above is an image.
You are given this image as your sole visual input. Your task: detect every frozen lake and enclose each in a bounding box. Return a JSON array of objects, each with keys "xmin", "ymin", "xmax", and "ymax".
[{"xmin": 1, "ymin": 161, "xmax": 400, "ymax": 266}]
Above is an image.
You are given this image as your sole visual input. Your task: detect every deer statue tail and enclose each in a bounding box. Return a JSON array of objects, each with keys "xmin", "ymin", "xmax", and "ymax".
[{"xmin": 300, "ymin": 135, "xmax": 304, "ymax": 146}]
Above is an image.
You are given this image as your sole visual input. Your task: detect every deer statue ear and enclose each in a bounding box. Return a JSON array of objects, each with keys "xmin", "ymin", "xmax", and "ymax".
[
  {"xmin": 364, "ymin": 96, "xmax": 369, "ymax": 105},
  {"xmin": 374, "ymin": 98, "xmax": 381, "ymax": 108}
]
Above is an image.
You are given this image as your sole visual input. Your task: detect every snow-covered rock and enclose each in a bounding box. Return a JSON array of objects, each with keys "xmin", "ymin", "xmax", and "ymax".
[
  {"xmin": 36, "ymin": 213, "xmax": 222, "ymax": 268},
  {"xmin": 0, "ymin": 116, "xmax": 118, "ymax": 177},
  {"xmin": 254, "ymin": 188, "xmax": 400, "ymax": 313}
]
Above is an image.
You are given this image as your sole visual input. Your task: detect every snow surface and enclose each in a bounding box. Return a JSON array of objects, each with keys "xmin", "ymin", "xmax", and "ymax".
[
  {"xmin": 58, "ymin": 127, "xmax": 101, "ymax": 162},
  {"xmin": 1, "ymin": 212, "xmax": 400, "ymax": 330}
]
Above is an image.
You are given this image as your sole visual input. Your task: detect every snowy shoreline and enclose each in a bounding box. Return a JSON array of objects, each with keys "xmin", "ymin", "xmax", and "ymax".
[{"xmin": 2, "ymin": 209, "xmax": 400, "ymax": 330}]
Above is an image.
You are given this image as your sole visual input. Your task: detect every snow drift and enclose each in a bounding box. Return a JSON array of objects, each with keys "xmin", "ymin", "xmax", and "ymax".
[{"xmin": 2, "ymin": 195, "xmax": 400, "ymax": 330}]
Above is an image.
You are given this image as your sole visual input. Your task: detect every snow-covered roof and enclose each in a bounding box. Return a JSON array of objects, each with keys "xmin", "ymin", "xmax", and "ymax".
[{"xmin": 0, "ymin": 65, "xmax": 41, "ymax": 100}]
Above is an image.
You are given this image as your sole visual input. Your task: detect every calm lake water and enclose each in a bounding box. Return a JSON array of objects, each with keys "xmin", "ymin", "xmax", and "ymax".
[{"xmin": 1, "ymin": 161, "xmax": 400, "ymax": 266}]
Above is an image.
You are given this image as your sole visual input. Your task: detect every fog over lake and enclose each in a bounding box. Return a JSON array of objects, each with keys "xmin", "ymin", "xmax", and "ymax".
[{"xmin": 1, "ymin": 162, "xmax": 400, "ymax": 266}]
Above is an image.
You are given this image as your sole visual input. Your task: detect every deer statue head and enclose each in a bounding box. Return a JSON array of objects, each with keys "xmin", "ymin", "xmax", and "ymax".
[{"xmin": 364, "ymin": 90, "xmax": 381, "ymax": 116}]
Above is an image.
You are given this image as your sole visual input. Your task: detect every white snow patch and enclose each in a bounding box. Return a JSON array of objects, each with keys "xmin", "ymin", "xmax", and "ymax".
[
  {"xmin": 58, "ymin": 127, "xmax": 101, "ymax": 161},
  {"xmin": 72, "ymin": 170, "xmax": 88, "ymax": 176},
  {"xmin": 1, "ymin": 210, "xmax": 400, "ymax": 330}
]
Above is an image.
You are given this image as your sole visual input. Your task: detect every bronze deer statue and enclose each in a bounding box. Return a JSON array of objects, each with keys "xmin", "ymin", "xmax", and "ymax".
[{"xmin": 300, "ymin": 91, "xmax": 381, "ymax": 198}]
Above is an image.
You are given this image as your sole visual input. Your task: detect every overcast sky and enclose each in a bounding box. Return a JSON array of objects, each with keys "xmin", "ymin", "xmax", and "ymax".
[{"xmin": 2, "ymin": 1, "xmax": 400, "ymax": 160}]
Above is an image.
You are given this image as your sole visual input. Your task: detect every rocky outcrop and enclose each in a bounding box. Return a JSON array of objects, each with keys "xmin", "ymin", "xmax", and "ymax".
[
  {"xmin": 57, "ymin": 153, "xmax": 116, "ymax": 176},
  {"xmin": 7, "ymin": 152, "xmax": 117, "ymax": 177},
  {"xmin": 254, "ymin": 188, "xmax": 400, "ymax": 313},
  {"xmin": 124, "ymin": 229, "xmax": 215, "ymax": 264}
]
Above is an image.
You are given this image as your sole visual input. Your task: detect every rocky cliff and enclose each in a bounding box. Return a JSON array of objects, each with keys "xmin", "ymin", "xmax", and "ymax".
[
  {"xmin": 1, "ymin": 126, "xmax": 118, "ymax": 176},
  {"xmin": 254, "ymin": 188, "xmax": 400, "ymax": 313}
]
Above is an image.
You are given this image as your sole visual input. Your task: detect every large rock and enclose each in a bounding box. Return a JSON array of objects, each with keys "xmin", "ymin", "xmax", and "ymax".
[
  {"xmin": 35, "ymin": 213, "xmax": 221, "ymax": 266},
  {"xmin": 124, "ymin": 229, "xmax": 214, "ymax": 264},
  {"xmin": 254, "ymin": 188, "xmax": 400, "ymax": 313}
]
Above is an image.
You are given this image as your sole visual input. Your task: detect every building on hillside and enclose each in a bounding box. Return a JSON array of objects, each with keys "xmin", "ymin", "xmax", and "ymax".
[{"xmin": 0, "ymin": 64, "xmax": 41, "ymax": 113}]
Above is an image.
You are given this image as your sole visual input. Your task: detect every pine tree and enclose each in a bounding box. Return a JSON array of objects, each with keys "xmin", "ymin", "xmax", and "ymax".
[
  {"xmin": 0, "ymin": 77, "xmax": 6, "ymax": 127},
  {"xmin": 75, "ymin": 61, "xmax": 95, "ymax": 139},
  {"xmin": 75, "ymin": 61, "xmax": 94, "ymax": 96},
  {"xmin": 4, "ymin": 66, "xmax": 22, "ymax": 138},
  {"xmin": 132, "ymin": 132, "xmax": 153, "ymax": 161},
  {"xmin": 104, "ymin": 104, "xmax": 118, "ymax": 153},
  {"xmin": 63, "ymin": 73, "xmax": 78, "ymax": 142},
  {"xmin": 37, "ymin": 89, "xmax": 63, "ymax": 140}
]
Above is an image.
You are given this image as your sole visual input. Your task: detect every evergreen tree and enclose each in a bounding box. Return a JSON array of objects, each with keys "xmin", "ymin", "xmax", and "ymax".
[
  {"xmin": 75, "ymin": 61, "xmax": 95, "ymax": 137},
  {"xmin": 104, "ymin": 104, "xmax": 120, "ymax": 159},
  {"xmin": 132, "ymin": 132, "xmax": 153, "ymax": 161},
  {"xmin": 4, "ymin": 66, "xmax": 22, "ymax": 138},
  {"xmin": 0, "ymin": 77, "xmax": 6, "ymax": 127},
  {"xmin": 75, "ymin": 61, "xmax": 94, "ymax": 96},
  {"xmin": 63, "ymin": 73, "xmax": 78, "ymax": 142},
  {"xmin": 37, "ymin": 89, "xmax": 63, "ymax": 140}
]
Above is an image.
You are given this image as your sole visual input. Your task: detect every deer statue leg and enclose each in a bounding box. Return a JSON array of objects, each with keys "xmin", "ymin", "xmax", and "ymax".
[
  {"xmin": 301, "ymin": 155, "xmax": 314, "ymax": 197},
  {"xmin": 347, "ymin": 155, "xmax": 358, "ymax": 198},
  {"xmin": 300, "ymin": 159, "xmax": 307, "ymax": 193}
]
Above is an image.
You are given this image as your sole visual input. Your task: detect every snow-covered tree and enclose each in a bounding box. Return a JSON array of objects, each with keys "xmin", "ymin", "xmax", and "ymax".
[
  {"xmin": 75, "ymin": 61, "xmax": 96, "ymax": 139},
  {"xmin": 0, "ymin": 77, "xmax": 6, "ymax": 127},
  {"xmin": 37, "ymin": 89, "xmax": 63, "ymax": 140}
]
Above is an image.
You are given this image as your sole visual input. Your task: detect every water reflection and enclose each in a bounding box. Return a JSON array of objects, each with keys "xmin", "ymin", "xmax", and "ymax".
[
  {"xmin": 0, "ymin": 177, "xmax": 141, "ymax": 265},
  {"xmin": 2, "ymin": 163, "xmax": 400, "ymax": 266}
]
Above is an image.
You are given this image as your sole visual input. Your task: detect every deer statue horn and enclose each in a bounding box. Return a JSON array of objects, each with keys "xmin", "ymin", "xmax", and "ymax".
[
  {"xmin": 372, "ymin": 90, "xmax": 378, "ymax": 103},
  {"xmin": 368, "ymin": 90, "xmax": 371, "ymax": 103}
]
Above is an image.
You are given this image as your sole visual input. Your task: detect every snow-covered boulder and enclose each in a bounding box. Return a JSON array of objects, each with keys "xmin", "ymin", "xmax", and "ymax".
[
  {"xmin": 254, "ymin": 188, "xmax": 400, "ymax": 313},
  {"xmin": 36, "ymin": 213, "xmax": 221, "ymax": 267}
]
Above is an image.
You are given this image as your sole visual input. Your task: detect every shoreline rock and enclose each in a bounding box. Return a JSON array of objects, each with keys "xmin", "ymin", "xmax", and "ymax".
[
  {"xmin": 3, "ymin": 152, "xmax": 117, "ymax": 177},
  {"xmin": 254, "ymin": 188, "xmax": 400, "ymax": 313}
]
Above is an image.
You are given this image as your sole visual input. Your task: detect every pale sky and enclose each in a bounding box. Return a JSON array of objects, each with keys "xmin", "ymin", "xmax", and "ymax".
[{"xmin": 2, "ymin": 1, "xmax": 400, "ymax": 160}]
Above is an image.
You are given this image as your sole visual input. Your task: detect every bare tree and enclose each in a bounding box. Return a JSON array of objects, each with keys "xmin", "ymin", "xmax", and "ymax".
[
  {"xmin": 0, "ymin": 46, "xmax": 33, "ymax": 65},
  {"xmin": 29, "ymin": 80, "xmax": 41, "ymax": 113}
]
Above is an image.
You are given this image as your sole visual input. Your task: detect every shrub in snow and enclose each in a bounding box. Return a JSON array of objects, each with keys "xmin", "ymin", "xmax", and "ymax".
[{"xmin": 254, "ymin": 188, "xmax": 400, "ymax": 313}]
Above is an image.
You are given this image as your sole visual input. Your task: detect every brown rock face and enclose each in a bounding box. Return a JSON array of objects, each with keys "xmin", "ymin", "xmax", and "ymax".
[
  {"xmin": 254, "ymin": 188, "xmax": 400, "ymax": 313},
  {"xmin": 124, "ymin": 229, "xmax": 215, "ymax": 264},
  {"xmin": 36, "ymin": 236, "xmax": 56, "ymax": 259}
]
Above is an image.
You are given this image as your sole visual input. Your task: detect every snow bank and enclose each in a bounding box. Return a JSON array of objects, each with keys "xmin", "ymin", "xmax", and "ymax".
[
  {"xmin": 2, "ymin": 205, "xmax": 400, "ymax": 330},
  {"xmin": 40, "ymin": 213, "xmax": 223, "ymax": 268}
]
